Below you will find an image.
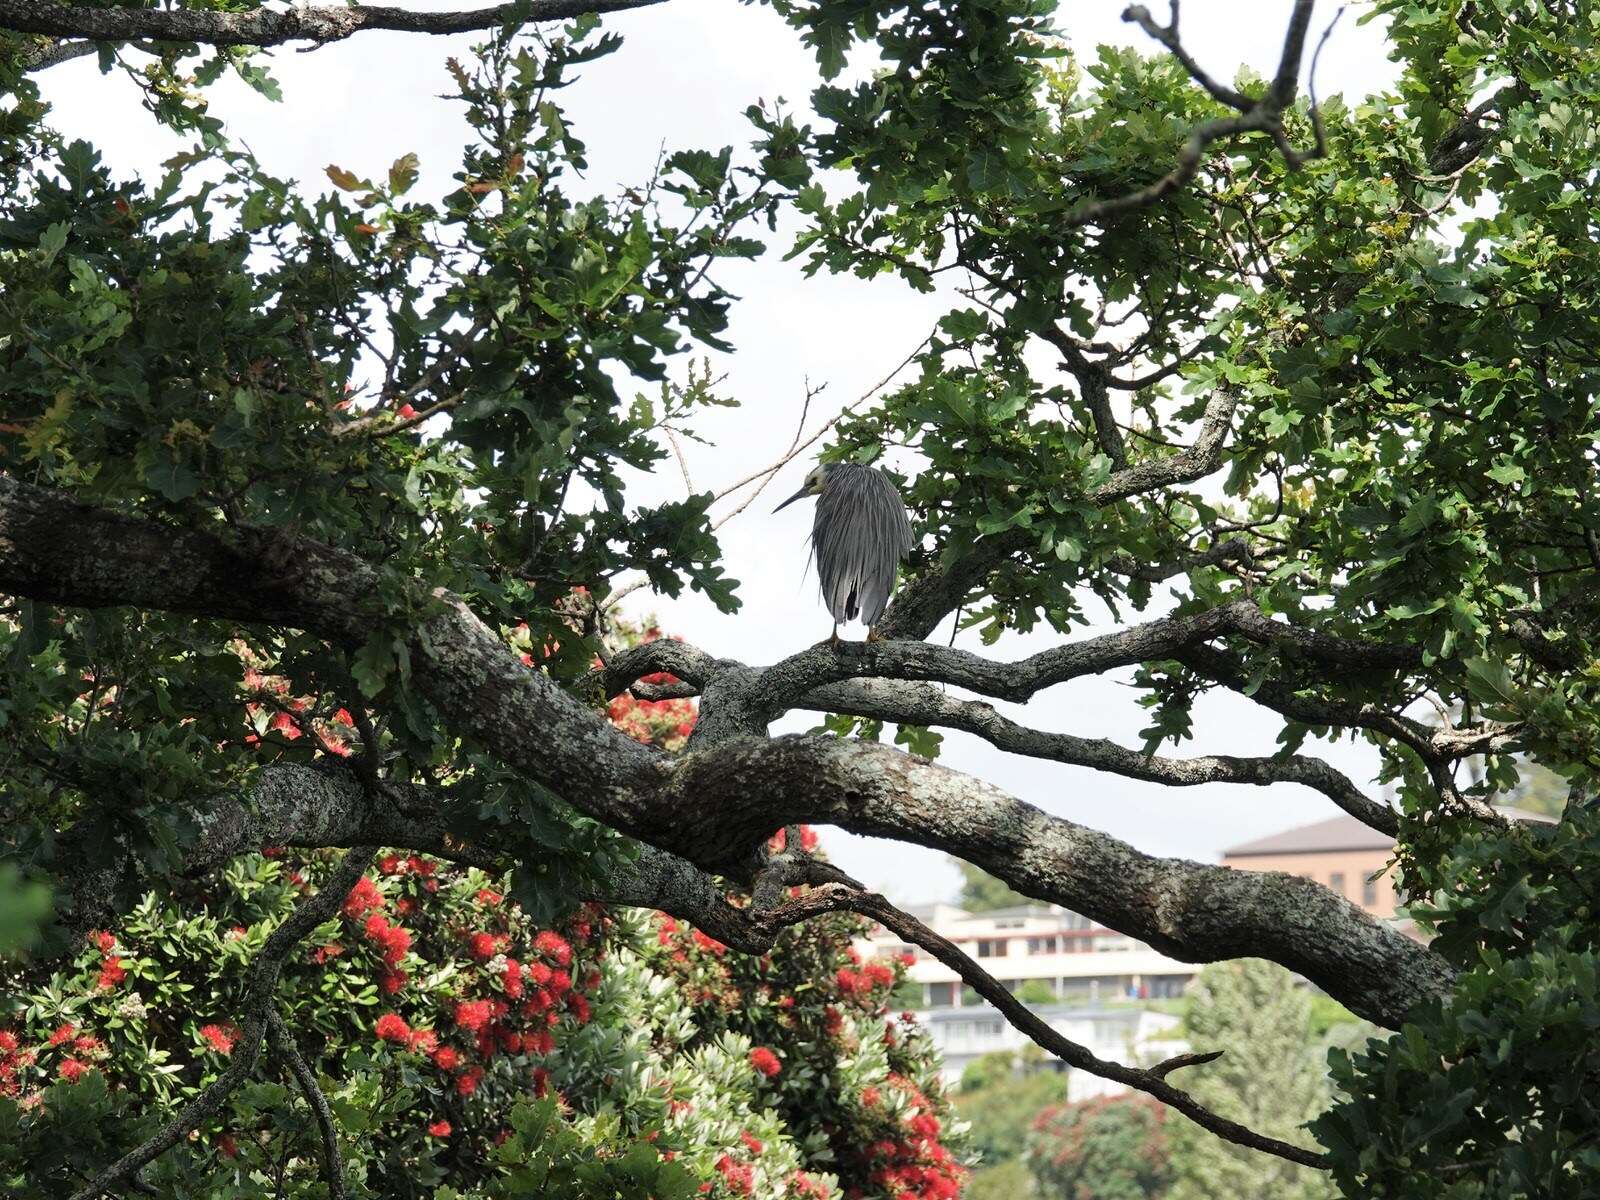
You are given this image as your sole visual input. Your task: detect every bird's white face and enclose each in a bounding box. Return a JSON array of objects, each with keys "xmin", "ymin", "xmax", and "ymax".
[{"xmin": 773, "ymin": 464, "xmax": 830, "ymax": 513}]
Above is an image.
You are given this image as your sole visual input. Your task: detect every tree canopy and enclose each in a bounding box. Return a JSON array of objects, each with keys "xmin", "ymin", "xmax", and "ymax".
[{"xmin": 2, "ymin": 0, "xmax": 1599, "ymax": 1196}]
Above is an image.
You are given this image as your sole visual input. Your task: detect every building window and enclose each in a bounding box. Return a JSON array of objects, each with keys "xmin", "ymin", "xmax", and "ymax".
[
  {"xmin": 1027, "ymin": 936, "xmax": 1058, "ymax": 955},
  {"xmin": 1363, "ymin": 876, "xmax": 1380, "ymax": 907},
  {"xmin": 976, "ymin": 938, "xmax": 1006, "ymax": 957},
  {"xmin": 1329, "ymin": 872, "xmax": 1345, "ymax": 896},
  {"xmin": 925, "ymin": 981, "xmax": 956, "ymax": 1008},
  {"xmin": 995, "ymin": 919, "xmax": 1025, "ymax": 929}
]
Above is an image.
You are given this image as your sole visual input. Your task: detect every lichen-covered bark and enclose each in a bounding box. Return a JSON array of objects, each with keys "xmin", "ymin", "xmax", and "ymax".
[{"xmin": 0, "ymin": 473, "xmax": 1454, "ymax": 1029}]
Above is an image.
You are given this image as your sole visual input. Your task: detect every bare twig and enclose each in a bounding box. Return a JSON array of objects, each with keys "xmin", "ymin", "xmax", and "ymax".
[
  {"xmin": 852, "ymin": 894, "xmax": 1328, "ymax": 1168},
  {"xmin": 267, "ymin": 1011, "xmax": 347, "ymax": 1200}
]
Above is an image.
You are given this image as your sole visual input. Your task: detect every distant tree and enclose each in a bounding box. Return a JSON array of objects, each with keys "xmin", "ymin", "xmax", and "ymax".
[
  {"xmin": 1026, "ymin": 1092, "xmax": 1171, "ymax": 1200},
  {"xmin": 1166, "ymin": 961, "xmax": 1336, "ymax": 1200},
  {"xmin": 957, "ymin": 1051, "xmax": 1069, "ymax": 1172},
  {"xmin": 1016, "ymin": 979, "xmax": 1057, "ymax": 1005},
  {"xmin": 949, "ymin": 859, "xmax": 1033, "ymax": 912}
]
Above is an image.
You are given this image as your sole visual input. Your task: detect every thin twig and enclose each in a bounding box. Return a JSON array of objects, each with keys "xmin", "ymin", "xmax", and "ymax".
[{"xmin": 268, "ymin": 1011, "xmax": 347, "ymax": 1200}]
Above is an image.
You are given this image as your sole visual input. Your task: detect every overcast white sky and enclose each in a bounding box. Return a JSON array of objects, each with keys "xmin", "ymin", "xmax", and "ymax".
[{"xmin": 40, "ymin": 2, "xmax": 1406, "ymax": 905}]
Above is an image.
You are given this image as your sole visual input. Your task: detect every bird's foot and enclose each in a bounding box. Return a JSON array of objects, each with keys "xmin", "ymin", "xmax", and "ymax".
[{"xmin": 865, "ymin": 626, "xmax": 883, "ymax": 645}]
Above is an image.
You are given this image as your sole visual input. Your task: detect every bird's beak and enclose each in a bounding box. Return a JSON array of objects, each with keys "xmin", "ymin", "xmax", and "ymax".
[{"xmin": 773, "ymin": 485, "xmax": 811, "ymax": 514}]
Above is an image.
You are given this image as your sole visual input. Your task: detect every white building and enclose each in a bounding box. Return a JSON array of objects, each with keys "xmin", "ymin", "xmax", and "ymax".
[
  {"xmin": 859, "ymin": 903, "xmax": 1199, "ymax": 1094},
  {"xmin": 920, "ymin": 1003, "xmax": 1185, "ymax": 1099},
  {"xmin": 863, "ymin": 902, "xmax": 1199, "ymax": 1009}
]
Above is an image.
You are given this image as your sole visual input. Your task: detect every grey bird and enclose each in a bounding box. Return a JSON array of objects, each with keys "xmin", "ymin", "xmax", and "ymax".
[{"xmin": 773, "ymin": 462, "xmax": 914, "ymax": 644}]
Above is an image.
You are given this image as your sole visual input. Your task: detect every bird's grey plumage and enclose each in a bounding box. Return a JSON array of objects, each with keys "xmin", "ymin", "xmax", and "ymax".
[{"xmin": 809, "ymin": 464, "xmax": 914, "ymax": 627}]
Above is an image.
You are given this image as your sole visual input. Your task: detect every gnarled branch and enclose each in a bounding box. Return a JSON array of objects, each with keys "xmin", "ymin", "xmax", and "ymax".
[{"xmin": 0, "ymin": 0, "xmax": 663, "ymax": 52}]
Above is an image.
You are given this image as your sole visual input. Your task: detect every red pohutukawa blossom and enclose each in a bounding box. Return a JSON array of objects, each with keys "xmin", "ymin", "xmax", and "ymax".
[
  {"xmin": 533, "ymin": 930, "xmax": 572, "ymax": 966},
  {"xmin": 749, "ymin": 1046, "xmax": 782, "ymax": 1078},
  {"xmin": 90, "ymin": 930, "xmax": 117, "ymax": 953},
  {"xmin": 97, "ymin": 957, "xmax": 127, "ymax": 989},
  {"xmin": 216, "ymin": 1134, "xmax": 238, "ymax": 1159},
  {"xmin": 374, "ymin": 1013, "xmax": 411, "ymax": 1044},
  {"xmin": 453, "ymin": 999, "xmax": 493, "ymax": 1033},
  {"xmin": 199, "ymin": 1023, "xmax": 241, "ymax": 1055},
  {"xmin": 432, "ymin": 1045, "xmax": 461, "ymax": 1072},
  {"xmin": 58, "ymin": 1058, "xmax": 89, "ymax": 1084},
  {"xmin": 343, "ymin": 875, "xmax": 383, "ymax": 919},
  {"xmin": 47, "ymin": 1024, "xmax": 75, "ymax": 1048},
  {"xmin": 427, "ymin": 1119, "xmax": 452, "ymax": 1137}
]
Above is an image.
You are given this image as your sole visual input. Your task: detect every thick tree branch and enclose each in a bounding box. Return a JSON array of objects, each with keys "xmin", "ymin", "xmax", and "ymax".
[
  {"xmin": 69, "ymin": 847, "xmax": 377, "ymax": 1200},
  {"xmin": 0, "ymin": 0, "xmax": 664, "ymax": 50},
  {"xmin": 754, "ymin": 597, "xmax": 1417, "ymax": 711},
  {"xmin": 797, "ymin": 676, "xmax": 1398, "ymax": 836},
  {"xmin": 0, "ymin": 475, "xmax": 1452, "ymax": 1028}
]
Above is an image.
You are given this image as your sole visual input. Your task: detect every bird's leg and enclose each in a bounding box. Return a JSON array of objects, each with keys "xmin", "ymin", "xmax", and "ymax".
[
  {"xmin": 865, "ymin": 625, "xmax": 883, "ymax": 645},
  {"xmin": 830, "ymin": 623, "xmax": 840, "ymax": 650}
]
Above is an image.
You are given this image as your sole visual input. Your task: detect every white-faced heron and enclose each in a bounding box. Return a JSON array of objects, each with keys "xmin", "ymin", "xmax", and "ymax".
[{"xmin": 773, "ymin": 462, "xmax": 914, "ymax": 643}]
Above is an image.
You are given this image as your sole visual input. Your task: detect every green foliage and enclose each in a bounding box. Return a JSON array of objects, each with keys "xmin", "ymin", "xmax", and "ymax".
[
  {"xmin": 1026, "ymin": 1092, "xmax": 1172, "ymax": 1200},
  {"xmin": 956, "ymin": 1055, "xmax": 1068, "ymax": 1169},
  {"xmin": 1313, "ymin": 804, "xmax": 1600, "ymax": 1198},
  {"xmin": 1167, "ymin": 960, "xmax": 1336, "ymax": 1200},
  {"xmin": 4, "ymin": 0, "xmax": 1600, "ymax": 1195}
]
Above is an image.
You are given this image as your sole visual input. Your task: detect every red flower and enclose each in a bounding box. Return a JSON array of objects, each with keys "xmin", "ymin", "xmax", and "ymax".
[
  {"xmin": 476, "ymin": 888, "xmax": 502, "ymax": 906},
  {"xmin": 380, "ymin": 969, "xmax": 408, "ymax": 995},
  {"xmin": 549, "ymin": 969, "xmax": 572, "ymax": 995},
  {"xmin": 374, "ymin": 1013, "xmax": 411, "ymax": 1044},
  {"xmin": 58, "ymin": 1058, "xmax": 89, "ymax": 1083},
  {"xmin": 527, "ymin": 961, "xmax": 552, "ymax": 987},
  {"xmin": 715, "ymin": 1154, "xmax": 754, "ymax": 1195},
  {"xmin": 468, "ymin": 931, "xmax": 498, "ymax": 961},
  {"xmin": 862, "ymin": 1086, "xmax": 882, "ymax": 1107},
  {"xmin": 408, "ymin": 1028, "xmax": 438, "ymax": 1054},
  {"xmin": 455, "ymin": 1066, "xmax": 484, "ymax": 1096},
  {"xmin": 692, "ymin": 930, "xmax": 728, "ymax": 956},
  {"xmin": 749, "ymin": 1047, "xmax": 782, "ymax": 1078},
  {"xmin": 312, "ymin": 943, "xmax": 345, "ymax": 964},
  {"xmin": 48, "ymin": 1023, "xmax": 75, "ymax": 1047},
  {"xmin": 865, "ymin": 962, "xmax": 894, "ymax": 988},
  {"xmin": 532, "ymin": 1067, "xmax": 551, "ymax": 1097},
  {"xmin": 740, "ymin": 1131, "xmax": 765, "ymax": 1154},
  {"xmin": 0, "ymin": 1031, "xmax": 16, "ymax": 1053},
  {"xmin": 333, "ymin": 708, "xmax": 355, "ymax": 726},
  {"xmin": 503, "ymin": 958, "xmax": 524, "ymax": 999},
  {"xmin": 91, "ymin": 930, "xmax": 117, "ymax": 953},
  {"xmin": 898, "ymin": 951, "xmax": 916, "ymax": 967},
  {"xmin": 217, "ymin": 1134, "xmax": 238, "ymax": 1159},
  {"xmin": 427, "ymin": 1119, "xmax": 452, "ymax": 1138},
  {"xmin": 343, "ymin": 876, "xmax": 383, "ymax": 919},
  {"xmin": 97, "ymin": 957, "xmax": 127, "ymax": 989},
  {"xmin": 379, "ymin": 854, "xmax": 404, "ymax": 875},
  {"xmin": 268, "ymin": 710, "xmax": 302, "ymax": 740},
  {"xmin": 567, "ymin": 994, "xmax": 591, "ymax": 1025},
  {"xmin": 454, "ymin": 999, "xmax": 493, "ymax": 1032},
  {"xmin": 432, "ymin": 1045, "xmax": 460, "ymax": 1071},
  {"xmin": 200, "ymin": 1023, "xmax": 241, "ymax": 1055},
  {"xmin": 534, "ymin": 930, "xmax": 572, "ymax": 966},
  {"xmin": 225, "ymin": 926, "xmax": 247, "ymax": 940}
]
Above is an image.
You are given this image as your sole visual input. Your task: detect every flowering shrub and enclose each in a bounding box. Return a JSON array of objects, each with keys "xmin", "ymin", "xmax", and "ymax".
[{"xmin": 0, "ymin": 617, "xmax": 966, "ymax": 1198}]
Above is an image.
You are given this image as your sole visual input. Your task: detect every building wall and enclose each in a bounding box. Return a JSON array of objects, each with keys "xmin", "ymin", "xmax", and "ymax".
[{"xmin": 1221, "ymin": 847, "xmax": 1398, "ymax": 917}]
